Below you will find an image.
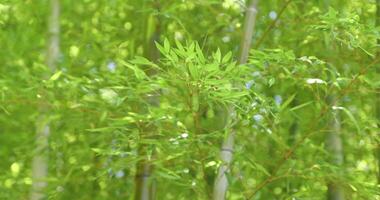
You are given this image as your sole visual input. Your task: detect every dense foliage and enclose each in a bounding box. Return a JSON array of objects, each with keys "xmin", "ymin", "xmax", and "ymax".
[{"xmin": 0, "ymin": 0, "xmax": 379, "ymax": 199}]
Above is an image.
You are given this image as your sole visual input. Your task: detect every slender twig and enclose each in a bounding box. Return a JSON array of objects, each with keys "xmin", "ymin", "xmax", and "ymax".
[{"xmin": 254, "ymin": 0, "xmax": 293, "ymax": 49}]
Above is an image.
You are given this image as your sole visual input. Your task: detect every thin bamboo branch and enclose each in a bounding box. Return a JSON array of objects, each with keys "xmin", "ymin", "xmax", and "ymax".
[
  {"xmin": 135, "ymin": 148, "xmax": 153, "ymax": 200},
  {"xmin": 253, "ymin": 0, "xmax": 292, "ymax": 49},
  {"xmin": 30, "ymin": 0, "xmax": 60, "ymax": 200},
  {"xmin": 213, "ymin": 1, "xmax": 259, "ymax": 199}
]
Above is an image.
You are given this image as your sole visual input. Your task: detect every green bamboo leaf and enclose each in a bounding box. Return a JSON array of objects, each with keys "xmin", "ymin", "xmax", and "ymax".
[
  {"xmin": 131, "ymin": 56, "xmax": 159, "ymax": 69},
  {"xmin": 91, "ymin": 148, "xmax": 130, "ymax": 156},
  {"xmin": 280, "ymin": 94, "xmax": 296, "ymax": 110},
  {"xmin": 333, "ymin": 106, "xmax": 361, "ymax": 134},
  {"xmin": 195, "ymin": 43, "xmax": 206, "ymax": 63},
  {"xmin": 289, "ymin": 101, "xmax": 313, "ymax": 111},
  {"xmin": 119, "ymin": 60, "xmax": 148, "ymax": 80},
  {"xmin": 49, "ymin": 70, "xmax": 62, "ymax": 81},
  {"xmin": 175, "ymin": 39, "xmax": 185, "ymax": 52},
  {"xmin": 157, "ymin": 169, "xmax": 181, "ymax": 180},
  {"xmin": 222, "ymin": 52, "xmax": 232, "ymax": 64},
  {"xmin": 244, "ymin": 156, "xmax": 270, "ymax": 176},
  {"xmin": 155, "ymin": 41, "xmax": 167, "ymax": 55},
  {"xmin": 214, "ymin": 48, "xmax": 221, "ymax": 63},
  {"xmin": 0, "ymin": 105, "xmax": 10, "ymax": 115},
  {"xmin": 86, "ymin": 127, "xmax": 115, "ymax": 133},
  {"xmin": 349, "ymin": 184, "xmax": 358, "ymax": 192},
  {"xmin": 164, "ymin": 38, "xmax": 170, "ymax": 53},
  {"xmin": 188, "ymin": 64, "xmax": 199, "ymax": 80}
]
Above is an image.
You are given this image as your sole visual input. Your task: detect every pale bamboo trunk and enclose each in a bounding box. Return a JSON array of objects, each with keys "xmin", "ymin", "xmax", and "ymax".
[
  {"xmin": 326, "ymin": 98, "xmax": 345, "ymax": 200},
  {"xmin": 213, "ymin": 1, "xmax": 258, "ymax": 199},
  {"xmin": 238, "ymin": 0, "xmax": 259, "ymax": 65},
  {"xmin": 322, "ymin": 1, "xmax": 345, "ymax": 198},
  {"xmin": 135, "ymin": 157, "xmax": 153, "ymax": 200},
  {"xmin": 134, "ymin": 1, "xmax": 161, "ymax": 199},
  {"xmin": 30, "ymin": 0, "xmax": 60, "ymax": 199}
]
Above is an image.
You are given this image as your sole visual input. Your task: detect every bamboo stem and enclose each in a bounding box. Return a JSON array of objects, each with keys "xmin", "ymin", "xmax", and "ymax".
[
  {"xmin": 135, "ymin": 145, "xmax": 153, "ymax": 200},
  {"xmin": 238, "ymin": 0, "xmax": 259, "ymax": 65},
  {"xmin": 30, "ymin": 0, "xmax": 60, "ymax": 200},
  {"xmin": 324, "ymin": 2, "xmax": 345, "ymax": 198},
  {"xmin": 134, "ymin": 1, "xmax": 161, "ymax": 199},
  {"xmin": 325, "ymin": 97, "xmax": 345, "ymax": 200},
  {"xmin": 213, "ymin": 1, "xmax": 259, "ymax": 199}
]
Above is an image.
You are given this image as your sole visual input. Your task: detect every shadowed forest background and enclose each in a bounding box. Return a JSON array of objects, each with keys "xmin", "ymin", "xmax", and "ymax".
[{"xmin": 0, "ymin": 0, "xmax": 379, "ymax": 199}]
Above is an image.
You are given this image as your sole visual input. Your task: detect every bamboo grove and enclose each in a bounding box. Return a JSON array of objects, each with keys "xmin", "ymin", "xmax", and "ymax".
[{"xmin": 0, "ymin": 0, "xmax": 379, "ymax": 199}]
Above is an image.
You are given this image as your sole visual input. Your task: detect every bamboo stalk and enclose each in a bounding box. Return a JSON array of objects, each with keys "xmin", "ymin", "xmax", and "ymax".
[
  {"xmin": 135, "ymin": 146, "xmax": 153, "ymax": 200},
  {"xmin": 213, "ymin": 1, "xmax": 258, "ymax": 199},
  {"xmin": 134, "ymin": 1, "xmax": 161, "ymax": 199},
  {"xmin": 30, "ymin": 0, "xmax": 60, "ymax": 200},
  {"xmin": 326, "ymin": 97, "xmax": 345, "ymax": 200},
  {"xmin": 323, "ymin": 2, "xmax": 345, "ymax": 199},
  {"xmin": 319, "ymin": 2, "xmax": 345, "ymax": 199},
  {"xmin": 238, "ymin": 0, "xmax": 259, "ymax": 65}
]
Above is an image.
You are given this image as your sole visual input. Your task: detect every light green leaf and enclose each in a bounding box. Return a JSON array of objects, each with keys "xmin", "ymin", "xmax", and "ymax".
[
  {"xmin": 164, "ymin": 38, "xmax": 170, "ymax": 53},
  {"xmin": 280, "ymin": 94, "xmax": 296, "ymax": 110},
  {"xmin": 290, "ymin": 101, "xmax": 313, "ymax": 111},
  {"xmin": 222, "ymin": 52, "xmax": 232, "ymax": 63},
  {"xmin": 49, "ymin": 70, "xmax": 62, "ymax": 81},
  {"xmin": 119, "ymin": 60, "xmax": 148, "ymax": 80},
  {"xmin": 131, "ymin": 56, "xmax": 159, "ymax": 69},
  {"xmin": 333, "ymin": 106, "xmax": 361, "ymax": 134},
  {"xmin": 214, "ymin": 48, "xmax": 221, "ymax": 63}
]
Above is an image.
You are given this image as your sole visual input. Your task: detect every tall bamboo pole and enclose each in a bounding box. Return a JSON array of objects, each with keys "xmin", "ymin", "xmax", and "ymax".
[
  {"xmin": 323, "ymin": 1, "xmax": 345, "ymax": 199},
  {"xmin": 134, "ymin": 1, "xmax": 161, "ymax": 199},
  {"xmin": 237, "ymin": 0, "xmax": 259, "ymax": 65},
  {"xmin": 213, "ymin": 1, "xmax": 258, "ymax": 199},
  {"xmin": 30, "ymin": 0, "xmax": 60, "ymax": 200},
  {"xmin": 135, "ymin": 159, "xmax": 153, "ymax": 200},
  {"xmin": 326, "ymin": 98, "xmax": 345, "ymax": 200}
]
